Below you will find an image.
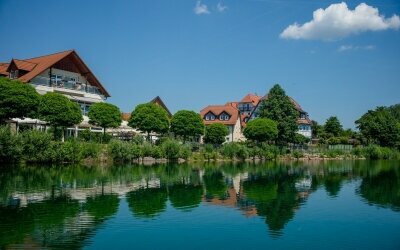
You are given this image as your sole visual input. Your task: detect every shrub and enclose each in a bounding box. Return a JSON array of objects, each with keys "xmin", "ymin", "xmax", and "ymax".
[
  {"xmin": 200, "ymin": 144, "xmax": 215, "ymax": 161},
  {"xmin": 131, "ymin": 144, "xmax": 143, "ymax": 159},
  {"xmin": 132, "ymin": 134, "xmax": 145, "ymax": 145},
  {"xmin": 108, "ymin": 140, "xmax": 132, "ymax": 162},
  {"xmin": 141, "ymin": 142, "xmax": 154, "ymax": 157},
  {"xmin": 220, "ymin": 143, "xmax": 240, "ymax": 160},
  {"xmin": 60, "ymin": 140, "xmax": 83, "ymax": 162},
  {"xmin": 81, "ymin": 142, "xmax": 101, "ymax": 159},
  {"xmin": 21, "ymin": 129, "xmax": 53, "ymax": 162},
  {"xmin": 162, "ymin": 139, "xmax": 181, "ymax": 160},
  {"xmin": 179, "ymin": 144, "xmax": 192, "ymax": 160},
  {"xmin": 325, "ymin": 149, "xmax": 344, "ymax": 158},
  {"xmin": 292, "ymin": 150, "xmax": 304, "ymax": 159},
  {"xmin": 0, "ymin": 125, "xmax": 22, "ymax": 162},
  {"xmin": 151, "ymin": 145, "xmax": 165, "ymax": 159}
]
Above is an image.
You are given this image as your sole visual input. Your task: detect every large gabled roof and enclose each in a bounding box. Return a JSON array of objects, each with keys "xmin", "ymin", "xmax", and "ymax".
[
  {"xmin": 2, "ymin": 50, "xmax": 110, "ymax": 97},
  {"xmin": 200, "ymin": 103, "xmax": 240, "ymax": 126},
  {"xmin": 240, "ymin": 94, "xmax": 261, "ymax": 105},
  {"xmin": 151, "ymin": 96, "xmax": 172, "ymax": 117},
  {"xmin": 0, "ymin": 63, "xmax": 9, "ymax": 76}
]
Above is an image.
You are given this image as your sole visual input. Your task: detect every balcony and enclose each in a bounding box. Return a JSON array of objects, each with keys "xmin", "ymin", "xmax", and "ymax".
[{"xmin": 31, "ymin": 76, "xmax": 103, "ymax": 97}]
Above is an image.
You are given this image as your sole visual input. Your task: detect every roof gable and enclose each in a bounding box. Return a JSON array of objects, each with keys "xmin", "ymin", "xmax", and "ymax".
[{"xmin": 150, "ymin": 96, "xmax": 172, "ymax": 117}]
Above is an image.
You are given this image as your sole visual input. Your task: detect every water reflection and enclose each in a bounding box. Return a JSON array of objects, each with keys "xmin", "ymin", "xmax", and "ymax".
[{"xmin": 0, "ymin": 160, "xmax": 399, "ymax": 248}]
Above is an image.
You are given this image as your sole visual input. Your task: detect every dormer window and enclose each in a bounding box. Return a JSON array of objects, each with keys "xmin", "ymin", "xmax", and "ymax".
[
  {"xmin": 205, "ymin": 112, "xmax": 216, "ymax": 121},
  {"xmin": 220, "ymin": 112, "xmax": 230, "ymax": 121},
  {"xmin": 9, "ymin": 70, "xmax": 18, "ymax": 79}
]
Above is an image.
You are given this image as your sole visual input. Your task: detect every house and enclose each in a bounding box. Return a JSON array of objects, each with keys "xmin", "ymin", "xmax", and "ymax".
[
  {"xmin": 200, "ymin": 103, "xmax": 245, "ymax": 142},
  {"xmin": 0, "ymin": 50, "xmax": 110, "ymax": 133},
  {"xmin": 199, "ymin": 92, "xmax": 312, "ymax": 142}
]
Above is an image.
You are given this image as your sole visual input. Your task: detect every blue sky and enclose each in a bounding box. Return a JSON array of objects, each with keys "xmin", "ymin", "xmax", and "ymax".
[{"xmin": 0, "ymin": 0, "xmax": 399, "ymax": 128}]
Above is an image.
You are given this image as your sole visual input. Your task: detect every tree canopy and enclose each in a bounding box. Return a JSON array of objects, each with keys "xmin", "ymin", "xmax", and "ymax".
[
  {"xmin": 324, "ymin": 116, "xmax": 343, "ymax": 137},
  {"xmin": 0, "ymin": 77, "xmax": 41, "ymax": 122},
  {"xmin": 204, "ymin": 123, "xmax": 229, "ymax": 145},
  {"xmin": 258, "ymin": 84, "xmax": 298, "ymax": 145},
  {"xmin": 128, "ymin": 103, "xmax": 170, "ymax": 137},
  {"xmin": 356, "ymin": 106, "xmax": 400, "ymax": 148},
  {"xmin": 170, "ymin": 110, "xmax": 204, "ymax": 141},
  {"xmin": 88, "ymin": 102, "xmax": 122, "ymax": 134},
  {"xmin": 38, "ymin": 92, "xmax": 82, "ymax": 128},
  {"xmin": 243, "ymin": 118, "xmax": 278, "ymax": 143}
]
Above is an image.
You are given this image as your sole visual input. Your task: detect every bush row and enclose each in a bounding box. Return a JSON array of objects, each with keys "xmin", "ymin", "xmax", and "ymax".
[
  {"xmin": 107, "ymin": 139, "xmax": 192, "ymax": 162},
  {"xmin": 0, "ymin": 126, "xmax": 102, "ymax": 163}
]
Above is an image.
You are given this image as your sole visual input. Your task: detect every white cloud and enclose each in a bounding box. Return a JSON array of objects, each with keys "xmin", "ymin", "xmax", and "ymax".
[
  {"xmin": 217, "ymin": 2, "xmax": 228, "ymax": 12},
  {"xmin": 280, "ymin": 2, "xmax": 400, "ymax": 41},
  {"xmin": 194, "ymin": 1, "xmax": 210, "ymax": 15},
  {"xmin": 338, "ymin": 44, "xmax": 376, "ymax": 52}
]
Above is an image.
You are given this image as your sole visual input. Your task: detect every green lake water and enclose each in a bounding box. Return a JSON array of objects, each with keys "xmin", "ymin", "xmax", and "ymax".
[{"xmin": 0, "ymin": 160, "xmax": 399, "ymax": 249}]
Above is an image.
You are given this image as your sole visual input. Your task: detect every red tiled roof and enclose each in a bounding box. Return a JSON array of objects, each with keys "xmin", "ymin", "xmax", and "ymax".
[
  {"xmin": 240, "ymin": 94, "xmax": 261, "ymax": 105},
  {"xmin": 121, "ymin": 113, "xmax": 131, "ymax": 121},
  {"xmin": 225, "ymin": 102, "xmax": 238, "ymax": 109},
  {"xmin": 200, "ymin": 104, "xmax": 240, "ymax": 126},
  {"xmin": 9, "ymin": 59, "xmax": 38, "ymax": 72},
  {"xmin": 2, "ymin": 50, "xmax": 110, "ymax": 97},
  {"xmin": 0, "ymin": 63, "xmax": 9, "ymax": 76},
  {"xmin": 297, "ymin": 118, "xmax": 312, "ymax": 125}
]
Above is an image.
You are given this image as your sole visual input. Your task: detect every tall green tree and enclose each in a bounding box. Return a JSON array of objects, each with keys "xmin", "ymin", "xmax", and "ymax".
[
  {"xmin": 324, "ymin": 116, "xmax": 343, "ymax": 137},
  {"xmin": 204, "ymin": 123, "xmax": 229, "ymax": 146},
  {"xmin": 170, "ymin": 110, "xmax": 204, "ymax": 142},
  {"xmin": 88, "ymin": 102, "xmax": 122, "ymax": 136},
  {"xmin": 38, "ymin": 93, "xmax": 82, "ymax": 140},
  {"xmin": 0, "ymin": 77, "xmax": 41, "ymax": 122},
  {"xmin": 243, "ymin": 118, "xmax": 278, "ymax": 143},
  {"xmin": 128, "ymin": 103, "xmax": 170, "ymax": 140},
  {"xmin": 258, "ymin": 84, "xmax": 299, "ymax": 145},
  {"xmin": 356, "ymin": 106, "xmax": 400, "ymax": 148}
]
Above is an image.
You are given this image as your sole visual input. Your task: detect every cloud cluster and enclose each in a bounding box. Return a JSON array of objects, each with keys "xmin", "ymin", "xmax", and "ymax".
[
  {"xmin": 194, "ymin": 1, "xmax": 227, "ymax": 15},
  {"xmin": 280, "ymin": 2, "xmax": 400, "ymax": 40},
  {"xmin": 194, "ymin": 0, "xmax": 210, "ymax": 15}
]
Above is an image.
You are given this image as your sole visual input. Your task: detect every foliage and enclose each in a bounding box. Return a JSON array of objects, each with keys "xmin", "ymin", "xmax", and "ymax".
[
  {"xmin": 258, "ymin": 84, "xmax": 299, "ymax": 145},
  {"xmin": 243, "ymin": 118, "xmax": 278, "ymax": 143},
  {"xmin": 21, "ymin": 129, "xmax": 53, "ymax": 162},
  {"xmin": 292, "ymin": 150, "xmax": 304, "ymax": 159},
  {"xmin": 78, "ymin": 129, "xmax": 112, "ymax": 143},
  {"xmin": 108, "ymin": 140, "xmax": 132, "ymax": 162},
  {"xmin": 0, "ymin": 77, "xmax": 41, "ymax": 122},
  {"xmin": 220, "ymin": 143, "xmax": 240, "ymax": 159},
  {"xmin": 38, "ymin": 92, "xmax": 82, "ymax": 130},
  {"xmin": 88, "ymin": 102, "xmax": 122, "ymax": 134},
  {"xmin": 204, "ymin": 123, "xmax": 229, "ymax": 146},
  {"xmin": 178, "ymin": 144, "xmax": 192, "ymax": 160},
  {"xmin": 324, "ymin": 116, "xmax": 343, "ymax": 137},
  {"xmin": 0, "ymin": 126, "xmax": 22, "ymax": 162},
  {"xmin": 128, "ymin": 103, "xmax": 170, "ymax": 138},
  {"xmin": 161, "ymin": 139, "xmax": 181, "ymax": 160},
  {"xmin": 293, "ymin": 133, "xmax": 309, "ymax": 145},
  {"xmin": 171, "ymin": 110, "xmax": 204, "ymax": 141},
  {"xmin": 356, "ymin": 106, "xmax": 400, "ymax": 149},
  {"xmin": 311, "ymin": 120, "xmax": 323, "ymax": 139},
  {"xmin": 81, "ymin": 142, "xmax": 102, "ymax": 159}
]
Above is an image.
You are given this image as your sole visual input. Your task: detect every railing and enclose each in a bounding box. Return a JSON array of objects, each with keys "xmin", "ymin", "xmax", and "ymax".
[{"xmin": 31, "ymin": 76, "xmax": 103, "ymax": 96}]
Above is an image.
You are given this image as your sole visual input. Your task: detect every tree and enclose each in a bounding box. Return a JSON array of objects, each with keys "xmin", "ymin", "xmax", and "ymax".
[
  {"xmin": 38, "ymin": 93, "xmax": 82, "ymax": 140},
  {"xmin": 170, "ymin": 110, "xmax": 204, "ymax": 141},
  {"xmin": 204, "ymin": 123, "xmax": 229, "ymax": 145},
  {"xmin": 324, "ymin": 116, "xmax": 343, "ymax": 137},
  {"xmin": 258, "ymin": 84, "xmax": 298, "ymax": 145},
  {"xmin": 311, "ymin": 120, "xmax": 323, "ymax": 138},
  {"xmin": 128, "ymin": 103, "xmax": 170, "ymax": 140},
  {"xmin": 88, "ymin": 102, "xmax": 122, "ymax": 136},
  {"xmin": 243, "ymin": 118, "xmax": 278, "ymax": 143},
  {"xmin": 355, "ymin": 106, "xmax": 400, "ymax": 148},
  {"xmin": 0, "ymin": 77, "xmax": 41, "ymax": 122}
]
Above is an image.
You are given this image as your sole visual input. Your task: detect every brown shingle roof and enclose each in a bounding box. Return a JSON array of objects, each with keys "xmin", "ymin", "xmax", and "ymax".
[
  {"xmin": 200, "ymin": 104, "xmax": 240, "ymax": 126},
  {"xmin": 151, "ymin": 96, "xmax": 172, "ymax": 117},
  {"xmin": 2, "ymin": 50, "xmax": 110, "ymax": 97},
  {"xmin": 240, "ymin": 94, "xmax": 261, "ymax": 105},
  {"xmin": 10, "ymin": 59, "xmax": 37, "ymax": 72},
  {"xmin": 0, "ymin": 63, "xmax": 9, "ymax": 76}
]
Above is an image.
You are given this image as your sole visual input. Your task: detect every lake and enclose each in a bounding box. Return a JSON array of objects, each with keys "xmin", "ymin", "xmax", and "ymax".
[{"xmin": 0, "ymin": 160, "xmax": 399, "ymax": 249}]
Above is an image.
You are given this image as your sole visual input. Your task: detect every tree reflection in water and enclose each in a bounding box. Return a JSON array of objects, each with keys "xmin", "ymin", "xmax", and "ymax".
[{"xmin": 0, "ymin": 160, "xmax": 400, "ymax": 248}]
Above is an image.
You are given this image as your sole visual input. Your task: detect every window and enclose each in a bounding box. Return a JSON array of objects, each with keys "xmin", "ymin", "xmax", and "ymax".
[
  {"xmin": 220, "ymin": 113, "xmax": 230, "ymax": 121},
  {"xmin": 9, "ymin": 70, "xmax": 18, "ymax": 79},
  {"xmin": 205, "ymin": 113, "xmax": 215, "ymax": 121}
]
